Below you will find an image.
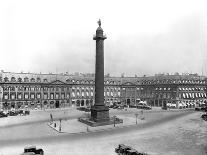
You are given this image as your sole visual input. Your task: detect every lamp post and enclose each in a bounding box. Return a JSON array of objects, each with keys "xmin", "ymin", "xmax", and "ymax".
[
  {"xmin": 135, "ymin": 113, "xmax": 138, "ymax": 124},
  {"xmin": 113, "ymin": 116, "xmax": 116, "ymax": 127},
  {"xmin": 59, "ymin": 118, "xmax": 62, "ymax": 132}
]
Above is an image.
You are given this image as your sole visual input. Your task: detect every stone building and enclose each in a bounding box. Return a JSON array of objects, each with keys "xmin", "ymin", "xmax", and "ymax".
[{"xmin": 0, "ymin": 70, "xmax": 206, "ymax": 109}]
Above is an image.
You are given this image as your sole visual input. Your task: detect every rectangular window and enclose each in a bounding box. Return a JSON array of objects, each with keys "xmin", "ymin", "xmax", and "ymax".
[
  {"xmin": 31, "ymin": 94, "xmax": 35, "ymax": 99},
  {"xmin": 50, "ymin": 94, "xmax": 54, "ymax": 99},
  {"xmin": 25, "ymin": 94, "xmax": 29, "ymax": 99},
  {"xmin": 37, "ymin": 94, "xmax": 41, "ymax": 99},
  {"xmin": 44, "ymin": 94, "xmax": 48, "ymax": 99},
  {"xmin": 66, "ymin": 94, "xmax": 70, "ymax": 98},
  {"xmin": 18, "ymin": 94, "xmax": 22, "ymax": 99},
  {"xmin": 11, "ymin": 94, "xmax": 15, "ymax": 99},
  {"xmin": 4, "ymin": 94, "xmax": 8, "ymax": 99}
]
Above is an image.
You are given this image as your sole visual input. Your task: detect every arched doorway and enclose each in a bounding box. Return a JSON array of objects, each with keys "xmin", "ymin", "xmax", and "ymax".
[
  {"xmin": 81, "ymin": 100, "xmax": 84, "ymax": 106},
  {"xmin": 90, "ymin": 99, "xmax": 93, "ymax": 105},
  {"xmin": 44, "ymin": 101, "xmax": 48, "ymax": 108},
  {"xmin": 55, "ymin": 100, "xmax": 60, "ymax": 108},
  {"xmin": 155, "ymin": 100, "xmax": 158, "ymax": 106},
  {"xmin": 50, "ymin": 101, "xmax": 54, "ymax": 108},
  {"xmin": 76, "ymin": 100, "xmax": 80, "ymax": 107},
  {"xmin": 126, "ymin": 98, "xmax": 130, "ymax": 106},
  {"xmin": 11, "ymin": 102, "xmax": 15, "ymax": 108},
  {"xmin": 86, "ymin": 100, "xmax": 89, "ymax": 107}
]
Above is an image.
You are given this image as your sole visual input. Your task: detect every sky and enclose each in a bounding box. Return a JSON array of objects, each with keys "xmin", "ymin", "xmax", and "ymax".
[{"xmin": 0, "ymin": 0, "xmax": 207, "ymax": 77}]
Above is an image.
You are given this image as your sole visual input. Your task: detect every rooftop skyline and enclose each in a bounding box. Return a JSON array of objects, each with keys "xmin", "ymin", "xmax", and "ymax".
[{"xmin": 1, "ymin": 0, "xmax": 207, "ymax": 76}]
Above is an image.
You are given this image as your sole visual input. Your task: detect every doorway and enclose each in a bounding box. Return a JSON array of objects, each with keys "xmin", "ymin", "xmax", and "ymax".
[{"xmin": 55, "ymin": 100, "xmax": 60, "ymax": 108}]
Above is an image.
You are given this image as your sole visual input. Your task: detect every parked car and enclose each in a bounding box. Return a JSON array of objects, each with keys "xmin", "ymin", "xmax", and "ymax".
[
  {"xmin": 201, "ymin": 113, "xmax": 207, "ymax": 121},
  {"xmin": 0, "ymin": 111, "xmax": 8, "ymax": 118},
  {"xmin": 137, "ymin": 103, "xmax": 152, "ymax": 110},
  {"xmin": 22, "ymin": 146, "xmax": 44, "ymax": 155},
  {"xmin": 8, "ymin": 109, "xmax": 18, "ymax": 116},
  {"xmin": 195, "ymin": 107, "xmax": 202, "ymax": 111},
  {"xmin": 115, "ymin": 144, "xmax": 149, "ymax": 155},
  {"xmin": 18, "ymin": 109, "xmax": 30, "ymax": 116}
]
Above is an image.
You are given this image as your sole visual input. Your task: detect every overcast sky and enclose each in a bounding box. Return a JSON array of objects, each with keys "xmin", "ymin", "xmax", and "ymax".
[{"xmin": 0, "ymin": 0, "xmax": 207, "ymax": 77}]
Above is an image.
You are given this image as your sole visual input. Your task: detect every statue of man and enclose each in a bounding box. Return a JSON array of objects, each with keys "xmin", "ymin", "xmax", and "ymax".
[{"xmin": 98, "ymin": 19, "xmax": 101, "ymax": 27}]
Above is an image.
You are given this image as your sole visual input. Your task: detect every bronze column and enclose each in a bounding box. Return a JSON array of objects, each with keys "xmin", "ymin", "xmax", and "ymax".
[{"xmin": 91, "ymin": 19, "xmax": 109, "ymax": 122}]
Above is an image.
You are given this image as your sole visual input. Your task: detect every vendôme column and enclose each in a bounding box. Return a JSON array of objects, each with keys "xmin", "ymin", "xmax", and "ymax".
[{"xmin": 91, "ymin": 19, "xmax": 110, "ymax": 122}]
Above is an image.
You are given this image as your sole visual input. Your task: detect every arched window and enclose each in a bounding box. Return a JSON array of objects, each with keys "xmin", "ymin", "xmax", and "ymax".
[
  {"xmin": 30, "ymin": 78, "xmax": 35, "ymax": 82},
  {"xmin": 4, "ymin": 77, "xmax": 9, "ymax": 82},
  {"xmin": 24, "ymin": 77, "xmax": 29, "ymax": 82},
  {"xmin": 18, "ymin": 78, "xmax": 22, "ymax": 83},
  {"xmin": 36, "ymin": 77, "xmax": 41, "ymax": 82},
  {"xmin": 43, "ymin": 79, "xmax": 48, "ymax": 83},
  {"xmin": 11, "ymin": 77, "xmax": 16, "ymax": 82}
]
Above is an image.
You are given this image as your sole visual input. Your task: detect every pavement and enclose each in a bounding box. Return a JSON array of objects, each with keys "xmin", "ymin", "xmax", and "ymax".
[
  {"xmin": 47, "ymin": 114, "xmax": 146, "ymax": 134},
  {"xmin": 0, "ymin": 110, "xmax": 206, "ymax": 155}
]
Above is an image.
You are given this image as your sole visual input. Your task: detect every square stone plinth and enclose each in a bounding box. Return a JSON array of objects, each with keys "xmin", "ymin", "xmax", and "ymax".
[
  {"xmin": 79, "ymin": 117, "xmax": 123, "ymax": 127},
  {"xmin": 90, "ymin": 105, "xmax": 110, "ymax": 122},
  {"xmin": 79, "ymin": 105, "xmax": 123, "ymax": 127}
]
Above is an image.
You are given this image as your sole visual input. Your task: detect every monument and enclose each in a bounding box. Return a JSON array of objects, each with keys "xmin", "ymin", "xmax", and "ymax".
[{"xmin": 79, "ymin": 19, "xmax": 123, "ymax": 126}]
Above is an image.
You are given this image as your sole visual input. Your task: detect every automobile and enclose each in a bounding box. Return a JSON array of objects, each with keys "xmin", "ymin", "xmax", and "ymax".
[
  {"xmin": 195, "ymin": 107, "xmax": 202, "ymax": 111},
  {"xmin": 115, "ymin": 144, "xmax": 132, "ymax": 154},
  {"xmin": 137, "ymin": 103, "xmax": 152, "ymax": 110},
  {"xmin": 115, "ymin": 144, "xmax": 149, "ymax": 155},
  {"xmin": 8, "ymin": 109, "xmax": 18, "ymax": 116},
  {"xmin": 25, "ymin": 110, "xmax": 30, "ymax": 115},
  {"xmin": 201, "ymin": 113, "xmax": 207, "ymax": 121},
  {"xmin": 22, "ymin": 146, "xmax": 44, "ymax": 155},
  {"xmin": 18, "ymin": 109, "xmax": 30, "ymax": 116},
  {"xmin": 0, "ymin": 111, "xmax": 8, "ymax": 117},
  {"xmin": 201, "ymin": 106, "xmax": 207, "ymax": 112}
]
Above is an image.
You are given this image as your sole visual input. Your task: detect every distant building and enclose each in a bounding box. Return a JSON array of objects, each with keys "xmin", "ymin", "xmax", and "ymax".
[{"xmin": 0, "ymin": 70, "xmax": 206, "ymax": 109}]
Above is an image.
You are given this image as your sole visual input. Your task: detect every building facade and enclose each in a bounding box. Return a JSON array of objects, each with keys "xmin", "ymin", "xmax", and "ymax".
[{"xmin": 0, "ymin": 71, "xmax": 206, "ymax": 110}]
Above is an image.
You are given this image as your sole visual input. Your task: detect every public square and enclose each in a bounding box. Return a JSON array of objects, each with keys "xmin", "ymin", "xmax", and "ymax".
[
  {"xmin": 1, "ymin": 1, "xmax": 207, "ymax": 155},
  {"xmin": 0, "ymin": 108, "xmax": 206, "ymax": 155}
]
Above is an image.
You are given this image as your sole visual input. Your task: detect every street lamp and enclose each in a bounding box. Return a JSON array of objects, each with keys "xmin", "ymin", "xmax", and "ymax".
[
  {"xmin": 135, "ymin": 113, "xmax": 138, "ymax": 124},
  {"xmin": 113, "ymin": 116, "xmax": 116, "ymax": 127}
]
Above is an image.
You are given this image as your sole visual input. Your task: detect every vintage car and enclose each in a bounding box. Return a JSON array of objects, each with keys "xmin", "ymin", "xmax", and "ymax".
[
  {"xmin": 22, "ymin": 146, "xmax": 44, "ymax": 155},
  {"xmin": 8, "ymin": 109, "xmax": 18, "ymax": 116},
  {"xmin": 201, "ymin": 113, "xmax": 207, "ymax": 121},
  {"xmin": 18, "ymin": 109, "xmax": 30, "ymax": 116},
  {"xmin": 115, "ymin": 144, "xmax": 132, "ymax": 154},
  {"xmin": 115, "ymin": 144, "xmax": 149, "ymax": 155},
  {"xmin": 137, "ymin": 103, "xmax": 152, "ymax": 110},
  {"xmin": 0, "ymin": 111, "xmax": 8, "ymax": 118}
]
